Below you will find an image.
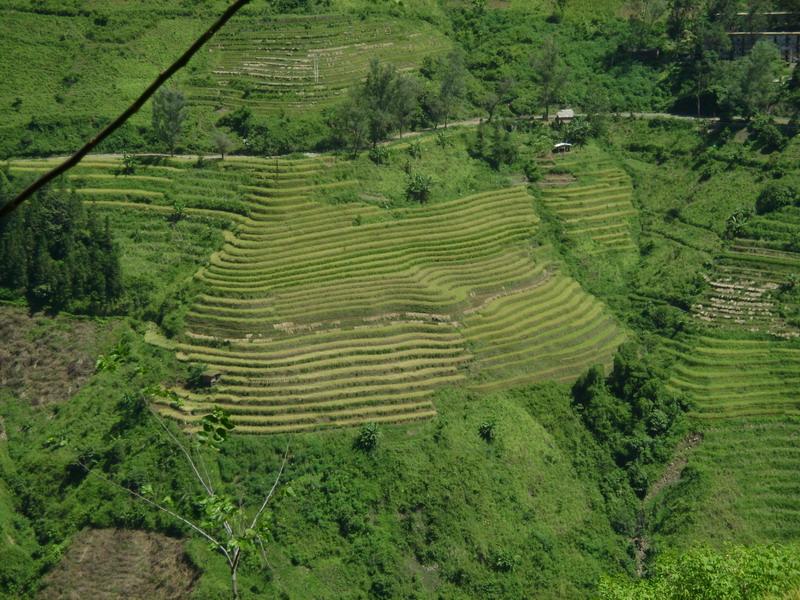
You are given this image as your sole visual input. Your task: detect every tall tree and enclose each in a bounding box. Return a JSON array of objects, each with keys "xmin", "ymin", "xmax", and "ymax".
[
  {"xmin": 0, "ymin": 182, "xmax": 123, "ymax": 313},
  {"xmin": 440, "ymin": 48, "xmax": 468, "ymax": 128},
  {"xmin": 81, "ymin": 374, "xmax": 289, "ymax": 600},
  {"xmin": 329, "ymin": 92, "xmax": 369, "ymax": 156},
  {"xmin": 530, "ymin": 36, "xmax": 568, "ymax": 120},
  {"xmin": 152, "ymin": 88, "xmax": 187, "ymax": 156},
  {"xmin": 716, "ymin": 40, "xmax": 784, "ymax": 118},
  {"xmin": 362, "ymin": 59, "xmax": 401, "ymax": 146},
  {"xmin": 740, "ymin": 40, "xmax": 784, "ymax": 116},
  {"xmin": 392, "ymin": 74, "xmax": 422, "ymax": 137},
  {"xmin": 212, "ymin": 130, "xmax": 235, "ymax": 159},
  {"xmin": 480, "ymin": 76, "xmax": 517, "ymax": 122}
]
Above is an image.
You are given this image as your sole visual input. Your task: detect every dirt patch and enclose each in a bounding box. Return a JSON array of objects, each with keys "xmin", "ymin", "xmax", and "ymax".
[
  {"xmin": 0, "ymin": 306, "xmax": 116, "ymax": 405},
  {"xmin": 38, "ymin": 528, "xmax": 198, "ymax": 600},
  {"xmin": 645, "ymin": 431, "xmax": 704, "ymax": 503}
]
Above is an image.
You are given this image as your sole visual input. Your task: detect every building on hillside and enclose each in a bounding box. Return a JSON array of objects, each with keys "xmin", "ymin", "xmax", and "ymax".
[
  {"xmin": 200, "ymin": 370, "xmax": 222, "ymax": 387},
  {"xmin": 552, "ymin": 142, "xmax": 572, "ymax": 154},
  {"xmin": 728, "ymin": 12, "xmax": 800, "ymax": 62},
  {"xmin": 555, "ymin": 108, "xmax": 575, "ymax": 124}
]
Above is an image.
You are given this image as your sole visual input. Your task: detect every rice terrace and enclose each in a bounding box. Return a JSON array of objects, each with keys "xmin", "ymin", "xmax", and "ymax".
[{"xmin": 1, "ymin": 0, "xmax": 800, "ymax": 598}]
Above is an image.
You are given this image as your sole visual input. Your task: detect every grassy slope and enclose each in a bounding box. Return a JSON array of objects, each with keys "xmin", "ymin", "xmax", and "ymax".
[
  {"xmin": 0, "ymin": 432, "xmax": 38, "ymax": 598},
  {"xmin": 0, "ymin": 1, "xmax": 450, "ymax": 157},
  {"xmin": 656, "ymin": 334, "xmax": 800, "ymax": 547},
  {"xmin": 0, "ymin": 333, "xmax": 632, "ymax": 597},
  {"xmin": 594, "ymin": 120, "xmax": 800, "ymax": 557}
]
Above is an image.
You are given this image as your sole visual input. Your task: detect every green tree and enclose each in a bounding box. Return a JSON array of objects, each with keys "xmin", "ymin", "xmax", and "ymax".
[
  {"xmin": 392, "ymin": 73, "xmax": 422, "ymax": 137},
  {"xmin": 530, "ymin": 36, "xmax": 567, "ymax": 120},
  {"xmin": 405, "ymin": 171, "xmax": 434, "ymax": 203},
  {"xmin": 787, "ymin": 63, "xmax": 800, "ymax": 132},
  {"xmin": 329, "ymin": 92, "xmax": 369, "ymax": 156},
  {"xmin": 439, "ymin": 48, "xmax": 468, "ymax": 128},
  {"xmin": 362, "ymin": 59, "xmax": 401, "ymax": 146},
  {"xmin": 83, "ymin": 374, "xmax": 289, "ymax": 600},
  {"xmin": 739, "ymin": 40, "xmax": 784, "ymax": 117},
  {"xmin": 755, "ymin": 182, "xmax": 798, "ymax": 215},
  {"xmin": 152, "ymin": 88, "xmax": 187, "ymax": 155},
  {"xmin": 212, "ymin": 130, "xmax": 235, "ymax": 159},
  {"xmin": 480, "ymin": 76, "xmax": 517, "ymax": 123},
  {"xmin": 0, "ymin": 184, "xmax": 123, "ymax": 313}
]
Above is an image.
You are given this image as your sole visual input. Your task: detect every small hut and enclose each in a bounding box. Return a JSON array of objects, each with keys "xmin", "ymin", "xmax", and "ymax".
[
  {"xmin": 552, "ymin": 142, "xmax": 573, "ymax": 154},
  {"xmin": 555, "ymin": 108, "xmax": 575, "ymax": 124},
  {"xmin": 200, "ymin": 370, "xmax": 222, "ymax": 387}
]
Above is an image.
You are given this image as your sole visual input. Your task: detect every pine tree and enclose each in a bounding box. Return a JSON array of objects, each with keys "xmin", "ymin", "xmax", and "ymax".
[{"xmin": 0, "ymin": 182, "xmax": 124, "ymax": 314}]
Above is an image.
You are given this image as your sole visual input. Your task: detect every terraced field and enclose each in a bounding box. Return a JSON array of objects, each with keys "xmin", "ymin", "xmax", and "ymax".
[
  {"xmin": 539, "ymin": 149, "xmax": 637, "ymax": 253},
  {"xmin": 8, "ymin": 152, "xmax": 626, "ymax": 433},
  {"xmin": 188, "ymin": 14, "xmax": 448, "ymax": 113},
  {"xmin": 463, "ymin": 275, "xmax": 626, "ymax": 390},
  {"xmin": 666, "ymin": 334, "xmax": 800, "ymax": 542},
  {"xmin": 693, "ymin": 207, "xmax": 800, "ymax": 337}
]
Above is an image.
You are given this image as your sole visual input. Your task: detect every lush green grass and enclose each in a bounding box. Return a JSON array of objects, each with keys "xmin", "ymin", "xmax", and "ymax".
[
  {"xmin": 0, "ymin": 3, "xmax": 451, "ymax": 157},
  {"xmin": 652, "ymin": 332, "xmax": 800, "ymax": 547}
]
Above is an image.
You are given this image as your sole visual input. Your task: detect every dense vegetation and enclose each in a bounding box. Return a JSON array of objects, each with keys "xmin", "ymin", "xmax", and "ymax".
[
  {"xmin": 0, "ymin": 170, "xmax": 122, "ymax": 313},
  {"xmin": 1, "ymin": 0, "xmax": 800, "ymax": 598}
]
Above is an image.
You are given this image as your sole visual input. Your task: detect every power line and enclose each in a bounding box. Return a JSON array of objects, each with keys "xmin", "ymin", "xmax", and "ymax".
[{"xmin": 0, "ymin": 0, "xmax": 252, "ymax": 221}]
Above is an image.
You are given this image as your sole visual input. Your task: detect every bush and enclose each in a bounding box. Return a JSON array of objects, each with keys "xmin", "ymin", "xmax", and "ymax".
[
  {"xmin": 478, "ymin": 420, "xmax": 496, "ymax": 442},
  {"xmin": 524, "ymin": 160, "xmax": 542, "ymax": 182},
  {"xmin": 406, "ymin": 140, "xmax": 422, "ymax": 159},
  {"xmin": 186, "ymin": 363, "xmax": 208, "ymax": 390},
  {"xmin": 559, "ymin": 117, "xmax": 592, "ymax": 146},
  {"xmin": 599, "ymin": 544, "xmax": 800, "ymax": 600},
  {"xmin": 749, "ymin": 113, "xmax": 786, "ymax": 152},
  {"xmin": 755, "ymin": 183, "xmax": 798, "ymax": 215},
  {"xmin": 368, "ymin": 145, "xmax": 390, "ymax": 165},
  {"xmin": 354, "ymin": 423, "xmax": 379, "ymax": 452},
  {"xmin": 405, "ymin": 171, "xmax": 433, "ymax": 203}
]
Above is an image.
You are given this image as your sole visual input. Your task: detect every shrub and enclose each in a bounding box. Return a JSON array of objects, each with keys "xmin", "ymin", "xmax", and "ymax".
[
  {"xmin": 354, "ymin": 423, "xmax": 379, "ymax": 452},
  {"xmin": 405, "ymin": 171, "xmax": 433, "ymax": 203},
  {"xmin": 524, "ymin": 160, "xmax": 542, "ymax": 182},
  {"xmin": 368, "ymin": 145, "xmax": 390, "ymax": 165},
  {"xmin": 186, "ymin": 363, "xmax": 208, "ymax": 390},
  {"xmin": 724, "ymin": 208, "xmax": 752, "ymax": 239},
  {"xmin": 406, "ymin": 140, "xmax": 422, "ymax": 159},
  {"xmin": 478, "ymin": 420, "xmax": 496, "ymax": 442},
  {"xmin": 121, "ymin": 153, "xmax": 138, "ymax": 175},
  {"xmin": 755, "ymin": 183, "xmax": 798, "ymax": 215},
  {"xmin": 599, "ymin": 544, "xmax": 800, "ymax": 600},
  {"xmin": 168, "ymin": 197, "xmax": 186, "ymax": 224},
  {"xmin": 492, "ymin": 550, "xmax": 518, "ymax": 572},
  {"xmin": 749, "ymin": 113, "xmax": 786, "ymax": 152},
  {"xmin": 560, "ymin": 117, "xmax": 592, "ymax": 146}
]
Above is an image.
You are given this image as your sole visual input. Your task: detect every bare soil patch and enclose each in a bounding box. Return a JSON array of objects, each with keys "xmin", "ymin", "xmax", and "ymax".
[
  {"xmin": 0, "ymin": 305, "xmax": 116, "ymax": 405},
  {"xmin": 38, "ymin": 528, "xmax": 198, "ymax": 600}
]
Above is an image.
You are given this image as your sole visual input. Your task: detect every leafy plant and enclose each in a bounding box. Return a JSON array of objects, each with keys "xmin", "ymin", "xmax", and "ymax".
[
  {"xmin": 478, "ymin": 420, "xmax": 496, "ymax": 442},
  {"xmin": 368, "ymin": 145, "xmax": 390, "ymax": 165},
  {"xmin": 354, "ymin": 422, "xmax": 380, "ymax": 452},
  {"xmin": 405, "ymin": 171, "xmax": 433, "ymax": 204},
  {"xmin": 755, "ymin": 183, "xmax": 798, "ymax": 215},
  {"xmin": 186, "ymin": 363, "xmax": 208, "ymax": 390}
]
